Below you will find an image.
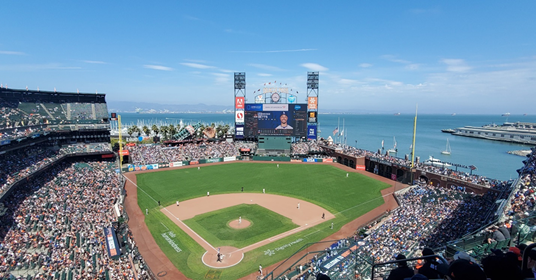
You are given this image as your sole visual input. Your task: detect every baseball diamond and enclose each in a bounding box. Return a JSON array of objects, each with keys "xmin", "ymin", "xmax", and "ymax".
[{"xmin": 124, "ymin": 161, "xmax": 399, "ymax": 280}]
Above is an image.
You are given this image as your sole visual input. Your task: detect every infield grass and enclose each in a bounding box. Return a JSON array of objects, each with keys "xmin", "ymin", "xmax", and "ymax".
[
  {"xmin": 184, "ymin": 204, "xmax": 299, "ymax": 248},
  {"xmin": 136, "ymin": 162, "xmax": 391, "ymax": 280}
]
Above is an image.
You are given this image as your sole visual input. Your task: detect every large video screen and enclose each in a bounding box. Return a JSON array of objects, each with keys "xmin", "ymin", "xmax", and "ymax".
[{"xmin": 243, "ymin": 104, "xmax": 307, "ymax": 137}]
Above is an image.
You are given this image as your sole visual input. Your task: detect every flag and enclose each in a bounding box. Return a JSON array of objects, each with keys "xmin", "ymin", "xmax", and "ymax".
[
  {"xmin": 382, "ymin": 140, "xmax": 384, "ymax": 148},
  {"xmin": 333, "ymin": 127, "xmax": 339, "ymax": 135}
]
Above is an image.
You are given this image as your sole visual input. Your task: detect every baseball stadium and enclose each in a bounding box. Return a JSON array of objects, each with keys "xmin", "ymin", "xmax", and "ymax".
[{"xmin": 1, "ymin": 76, "xmax": 536, "ymax": 280}]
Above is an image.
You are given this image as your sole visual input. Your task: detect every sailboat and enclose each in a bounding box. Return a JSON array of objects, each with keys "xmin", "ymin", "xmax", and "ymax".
[
  {"xmin": 441, "ymin": 138, "xmax": 451, "ymax": 155},
  {"xmin": 387, "ymin": 137, "xmax": 398, "ymax": 154}
]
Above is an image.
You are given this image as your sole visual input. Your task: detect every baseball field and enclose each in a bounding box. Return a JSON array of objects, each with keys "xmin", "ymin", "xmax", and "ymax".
[{"xmin": 132, "ymin": 162, "xmax": 391, "ymax": 280}]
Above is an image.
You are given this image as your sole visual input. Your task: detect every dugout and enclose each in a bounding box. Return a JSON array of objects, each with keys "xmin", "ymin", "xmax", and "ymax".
[{"xmin": 256, "ymin": 136, "xmax": 291, "ymax": 156}]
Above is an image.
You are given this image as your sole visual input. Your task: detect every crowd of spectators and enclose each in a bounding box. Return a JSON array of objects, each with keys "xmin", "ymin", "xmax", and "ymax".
[
  {"xmin": 0, "ymin": 160, "xmax": 149, "ymax": 279},
  {"xmin": 277, "ymin": 178, "xmax": 513, "ymax": 280},
  {"xmin": 0, "ymin": 98, "xmax": 109, "ymax": 143},
  {"xmin": 505, "ymin": 147, "xmax": 536, "ymax": 219},
  {"xmin": 324, "ymin": 142, "xmax": 499, "ymax": 189},
  {"xmin": 0, "ymin": 143, "xmax": 112, "ymax": 198},
  {"xmin": 126, "ymin": 141, "xmax": 240, "ymax": 165},
  {"xmin": 291, "ymin": 140, "xmax": 323, "ymax": 156}
]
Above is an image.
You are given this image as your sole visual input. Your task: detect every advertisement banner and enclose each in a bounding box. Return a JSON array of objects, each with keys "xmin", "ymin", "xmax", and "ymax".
[
  {"xmin": 308, "ymin": 97, "xmax": 318, "ymax": 110},
  {"xmin": 104, "ymin": 227, "xmax": 121, "ymax": 259},
  {"xmin": 287, "ymin": 95, "xmax": 296, "ymax": 103},
  {"xmin": 235, "ymin": 110, "xmax": 245, "ymax": 123},
  {"xmin": 235, "ymin": 97, "xmax": 245, "ymax": 109},
  {"xmin": 235, "ymin": 125, "xmax": 244, "ymax": 139},
  {"xmin": 170, "ymin": 161, "xmax": 183, "ymax": 167},
  {"xmin": 308, "ymin": 111, "xmax": 317, "ymax": 123},
  {"xmin": 324, "ymin": 158, "xmax": 333, "ymax": 163},
  {"xmin": 0, "ymin": 139, "xmax": 11, "ymax": 145},
  {"xmin": 224, "ymin": 156, "xmax": 236, "ymax": 162},
  {"xmin": 263, "ymin": 104, "xmax": 289, "ymax": 111},
  {"xmin": 245, "ymin": 104, "xmax": 263, "ymax": 111},
  {"xmin": 307, "ymin": 125, "xmax": 317, "ymax": 140},
  {"xmin": 356, "ymin": 165, "xmax": 366, "ymax": 170},
  {"xmin": 190, "ymin": 161, "xmax": 199, "ymax": 165},
  {"xmin": 391, "ymin": 174, "xmax": 397, "ymax": 181},
  {"xmin": 303, "ymin": 158, "xmax": 316, "ymax": 163},
  {"xmin": 119, "ymin": 150, "xmax": 129, "ymax": 156}
]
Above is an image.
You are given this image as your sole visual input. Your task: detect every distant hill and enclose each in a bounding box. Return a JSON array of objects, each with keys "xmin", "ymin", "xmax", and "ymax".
[{"xmin": 106, "ymin": 100, "xmax": 233, "ymax": 113}]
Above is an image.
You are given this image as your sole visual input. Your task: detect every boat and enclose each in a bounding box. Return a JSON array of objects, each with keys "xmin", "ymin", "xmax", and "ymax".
[
  {"xmin": 423, "ymin": 156, "xmax": 451, "ymax": 168},
  {"xmin": 387, "ymin": 137, "xmax": 398, "ymax": 154},
  {"xmin": 394, "ymin": 113, "xmax": 401, "ymax": 116},
  {"xmin": 441, "ymin": 138, "xmax": 451, "ymax": 155},
  {"xmin": 502, "ymin": 113, "xmax": 511, "ymax": 117},
  {"xmin": 441, "ymin": 128, "xmax": 455, "ymax": 133}
]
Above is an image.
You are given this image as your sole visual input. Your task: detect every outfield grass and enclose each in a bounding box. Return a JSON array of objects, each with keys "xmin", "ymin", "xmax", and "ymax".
[
  {"xmin": 184, "ymin": 204, "xmax": 299, "ymax": 248},
  {"xmin": 136, "ymin": 162, "xmax": 391, "ymax": 279}
]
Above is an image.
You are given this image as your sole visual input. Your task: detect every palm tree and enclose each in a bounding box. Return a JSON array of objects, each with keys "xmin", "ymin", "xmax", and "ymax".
[
  {"xmin": 216, "ymin": 124, "xmax": 223, "ymax": 138},
  {"xmin": 152, "ymin": 125, "xmax": 159, "ymax": 136},
  {"xmin": 169, "ymin": 125, "xmax": 177, "ymax": 139},
  {"xmin": 142, "ymin": 126, "xmax": 150, "ymax": 137},
  {"xmin": 197, "ymin": 124, "xmax": 205, "ymax": 138},
  {"xmin": 131, "ymin": 125, "xmax": 139, "ymax": 137},
  {"xmin": 127, "ymin": 126, "xmax": 135, "ymax": 137},
  {"xmin": 160, "ymin": 125, "xmax": 169, "ymax": 140}
]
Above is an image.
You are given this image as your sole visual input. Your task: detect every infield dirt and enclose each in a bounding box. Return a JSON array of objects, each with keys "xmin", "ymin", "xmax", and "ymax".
[{"xmin": 124, "ymin": 161, "xmax": 405, "ymax": 280}]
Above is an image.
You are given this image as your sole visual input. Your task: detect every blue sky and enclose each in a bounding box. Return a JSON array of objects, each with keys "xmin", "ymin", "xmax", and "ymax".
[{"xmin": 1, "ymin": 1, "xmax": 535, "ymax": 114}]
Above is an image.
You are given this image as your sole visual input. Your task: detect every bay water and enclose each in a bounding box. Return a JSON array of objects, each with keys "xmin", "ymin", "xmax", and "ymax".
[{"xmin": 118, "ymin": 113, "xmax": 536, "ymax": 181}]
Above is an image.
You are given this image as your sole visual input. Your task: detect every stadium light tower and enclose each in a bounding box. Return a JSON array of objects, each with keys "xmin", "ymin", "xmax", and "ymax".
[
  {"xmin": 234, "ymin": 72, "xmax": 246, "ymax": 140},
  {"xmin": 306, "ymin": 72, "xmax": 319, "ymax": 140}
]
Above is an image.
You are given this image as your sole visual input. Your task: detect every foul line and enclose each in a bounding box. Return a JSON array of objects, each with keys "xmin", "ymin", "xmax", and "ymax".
[
  {"xmin": 123, "ymin": 173, "xmax": 216, "ymax": 252},
  {"xmin": 123, "ymin": 174, "xmax": 158, "ymax": 204}
]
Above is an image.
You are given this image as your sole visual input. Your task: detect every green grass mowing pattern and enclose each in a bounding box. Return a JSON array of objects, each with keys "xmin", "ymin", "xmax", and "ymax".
[
  {"xmin": 183, "ymin": 204, "xmax": 299, "ymax": 248},
  {"xmin": 136, "ymin": 163, "xmax": 387, "ymax": 214},
  {"xmin": 136, "ymin": 162, "xmax": 391, "ymax": 279}
]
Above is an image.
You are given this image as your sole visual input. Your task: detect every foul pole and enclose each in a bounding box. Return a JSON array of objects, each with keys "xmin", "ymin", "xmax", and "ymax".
[
  {"xmin": 118, "ymin": 115, "xmax": 123, "ymax": 171},
  {"xmin": 410, "ymin": 105, "xmax": 418, "ymax": 169}
]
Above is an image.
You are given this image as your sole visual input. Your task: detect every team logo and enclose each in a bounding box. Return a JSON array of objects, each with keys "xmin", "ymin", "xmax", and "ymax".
[
  {"xmin": 288, "ymin": 95, "xmax": 296, "ymax": 103},
  {"xmin": 235, "ymin": 111, "xmax": 245, "ymax": 123},
  {"xmin": 295, "ymin": 105, "xmax": 301, "ymax": 110}
]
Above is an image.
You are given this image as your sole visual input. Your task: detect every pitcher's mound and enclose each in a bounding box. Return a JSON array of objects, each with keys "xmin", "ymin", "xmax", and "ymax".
[{"xmin": 229, "ymin": 219, "xmax": 251, "ymax": 229}]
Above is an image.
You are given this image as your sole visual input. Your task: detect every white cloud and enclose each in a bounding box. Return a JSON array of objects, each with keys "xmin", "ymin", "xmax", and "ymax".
[
  {"xmin": 359, "ymin": 63, "xmax": 372, "ymax": 68},
  {"xmin": 180, "ymin": 62, "xmax": 215, "ymax": 69},
  {"xmin": 0, "ymin": 50, "xmax": 25, "ymax": 55},
  {"xmin": 212, "ymin": 73, "xmax": 230, "ymax": 83},
  {"xmin": 406, "ymin": 64, "xmax": 420, "ymax": 70},
  {"xmin": 0, "ymin": 63, "xmax": 81, "ymax": 71},
  {"xmin": 441, "ymin": 59, "xmax": 471, "ymax": 72},
  {"xmin": 249, "ymin": 64, "xmax": 285, "ymax": 72},
  {"xmin": 258, "ymin": 73, "xmax": 272, "ymax": 77},
  {"xmin": 219, "ymin": 69, "xmax": 235, "ymax": 73},
  {"xmin": 301, "ymin": 63, "xmax": 328, "ymax": 72},
  {"xmin": 381, "ymin": 55, "xmax": 411, "ymax": 64},
  {"xmin": 234, "ymin": 49, "xmax": 316, "ymax": 53},
  {"xmin": 144, "ymin": 65, "xmax": 173, "ymax": 71},
  {"xmin": 83, "ymin": 60, "xmax": 106, "ymax": 64}
]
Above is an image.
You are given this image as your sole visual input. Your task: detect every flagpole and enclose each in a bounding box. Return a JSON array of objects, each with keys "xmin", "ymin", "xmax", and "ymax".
[{"xmin": 337, "ymin": 117, "xmax": 340, "ymax": 144}]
